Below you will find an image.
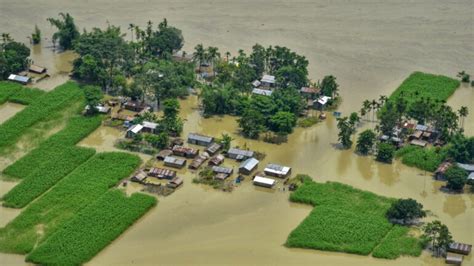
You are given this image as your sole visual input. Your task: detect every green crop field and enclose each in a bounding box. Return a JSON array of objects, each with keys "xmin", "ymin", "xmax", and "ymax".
[
  {"xmin": 7, "ymin": 87, "xmax": 46, "ymax": 105},
  {"xmin": 0, "ymin": 82, "xmax": 23, "ymax": 104},
  {"xmin": 286, "ymin": 177, "xmax": 421, "ymax": 259},
  {"xmin": 3, "ymin": 115, "xmax": 102, "ymax": 179},
  {"xmin": 0, "ymin": 152, "xmax": 141, "ymax": 254},
  {"xmin": 388, "ymin": 72, "xmax": 460, "ymax": 106},
  {"xmin": 395, "ymin": 145, "xmax": 448, "ymax": 172},
  {"xmin": 0, "ymin": 81, "xmax": 84, "ymax": 152},
  {"xmin": 27, "ymin": 190, "xmax": 156, "ymax": 265},
  {"xmin": 372, "ymin": 225, "xmax": 422, "ymax": 259}
]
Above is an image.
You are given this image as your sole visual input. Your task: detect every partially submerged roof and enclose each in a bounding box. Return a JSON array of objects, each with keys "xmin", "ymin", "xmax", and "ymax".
[
  {"xmin": 435, "ymin": 162, "xmax": 452, "ymax": 174},
  {"xmin": 228, "ymin": 148, "xmax": 254, "ymax": 157},
  {"xmin": 264, "ymin": 163, "xmax": 291, "ymax": 176},
  {"xmin": 252, "ymin": 88, "xmax": 273, "ymax": 96},
  {"xmin": 239, "ymin": 158, "xmax": 259, "ymax": 171},
  {"xmin": 448, "ymin": 242, "xmax": 472, "ymax": 254},
  {"xmin": 212, "ymin": 166, "xmax": 233, "ymax": 174},
  {"xmin": 314, "ymin": 96, "xmax": 331, "ymax": 105},
  {"xmin": 253, "ymin": 176, "xmax": 276, "ymax": 186},
  {"xmin": 142, "ymin": 121, "xmax": 159, "ymax": 130},
  {"xmin": 8, "ymin": 74, "xmax": 30, "ymax": 84},
  {"xmin": 188, "ymin": 133, "xmax": 213, "ymax": 143},
  {"xmin": 29, "ymin": 64, "xmax": 47, "ymax": 74},
  {"xmin": 164, "ymin": 156, "xmax": 186, "ymax": 165},
  {"xmin": 410, "ymin": 139, "xmax": 427, "ymax": 147}
]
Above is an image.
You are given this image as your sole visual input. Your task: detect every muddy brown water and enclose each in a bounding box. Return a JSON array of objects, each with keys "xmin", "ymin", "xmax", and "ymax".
[{"xmin": 0, "ymin": 0, "xmax": 473, "ymax": 265}]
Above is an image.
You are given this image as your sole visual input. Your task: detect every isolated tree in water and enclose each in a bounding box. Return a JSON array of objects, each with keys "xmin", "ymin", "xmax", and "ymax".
[
  {"xmin": 386, "ymin": 198, "xmax": 426, "ymax": 225},
  {"xmin": 47, "ymin": 13, "xmax": 80, "ymax": 50},
  {"xmin": 356, "ymin": 129, "xmax": 376, "ymax": 155},
  {"xmin": 422, "ymin": 220, "xmax": 452, "ymax": 257}
]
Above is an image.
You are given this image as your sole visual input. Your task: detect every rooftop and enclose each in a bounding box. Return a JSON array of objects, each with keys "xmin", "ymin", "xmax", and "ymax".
[
  {"xmin": 239, "ymin": 158, "xmax": 259, "ymax": 171},
  {"xmin": 252, "ymin": 88, "xmax": 273, "ymax": 96},
  {"xmin": 261, "ymin": 74, "xmax": 275, "ymax": 84},
  {"xmin": 188, "ymin": 133, "xmax": 213, "ymax": 143}
]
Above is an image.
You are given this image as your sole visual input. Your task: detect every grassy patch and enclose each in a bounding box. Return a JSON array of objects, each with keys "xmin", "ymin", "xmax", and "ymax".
[
  {"xmin": 388, "ymin": 72, "xmax": 459, "ymax": 106},
  {"xmin": 8, "ymin": 87, "xmax": 46, "ymax": 105},
  {"xmin": 286, "ymin": 178, "xmax": 421, "ymax": 259},
  {"xmin": 0, "ymin": 82, "xmax": 23, "ymax": 104},
  {"xmin": 0, "ymin": 81, "xmax": 84, "ymax": 152},
  {"xmin": 372, "ymin": 226, "xmax": 422, "ymax": 259},
  {"xmin": 27, "ymin": 189, "xmax": 156, "ymax": 265},
  {"xmin": 0, "ymin": 152, "xmax": 141, "ymax": 254},
  {"xmin": 298, "ymin": 116, "xmax": 320, "ymax": 128},
  {"xmin": 395, "ymin": 145, "xmax": 448, "ymax": 172}
]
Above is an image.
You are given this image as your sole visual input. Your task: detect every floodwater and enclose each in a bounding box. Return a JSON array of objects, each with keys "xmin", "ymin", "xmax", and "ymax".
[
  {"xmin": 1, "ymin": 0, "xmax": 473, "ymax": 265},
  {"xmin": 0, "ymin": 103, "xmax": 24, "ymax": 124}
]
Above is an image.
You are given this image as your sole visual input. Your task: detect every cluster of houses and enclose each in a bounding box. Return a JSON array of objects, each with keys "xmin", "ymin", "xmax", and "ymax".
[
  {"xmin": 379, "ymin": 122, "xmax": 443, "ymax": 149},
  {"xmin": 7, "ymin": 64, "xmax": 48, "ymax": 84},
  {"xmin": 130, "ymin": 131, "xmax": 293, "ymax": 192},
  {"xmin": 445, "ymin": 242, "xmax": 472, "ymax": 265},
  {"xmin": 250, "ymin": 74, "xmax": 331, "ymax": 111}
]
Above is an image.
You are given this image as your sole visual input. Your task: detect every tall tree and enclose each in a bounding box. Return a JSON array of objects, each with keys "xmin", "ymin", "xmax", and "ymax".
[
  {"xmin": 320, "ymin": 75, "xmax": 339, "ymax": 98},
  {"xmin": 0, "ymin": 38, "xmax": 30, "ymax": 79},
  {"xmin": 337, "ymin": 116, "xmax": 355, "ymax": 149},
  {"xmin": 47, "ymin": 13, "xmax": 80, "ymax": 50},
  {"xmin": 386, "ymin": 198, "xmax": 426, "ymax": 225},
  {"xmin": 193, "ymin": 44, "xmax": 205, "ymax": 72},
  {"xmin": 356, "ymin": 129, "xmax": 376, "ymax": 155},
  {"xmin": 458, "ymin": 106, "xmax": 468, "ymax": 130},
  {"xmin": 422, "ymin": 220, "xmax": 453, "ymax": 257}
]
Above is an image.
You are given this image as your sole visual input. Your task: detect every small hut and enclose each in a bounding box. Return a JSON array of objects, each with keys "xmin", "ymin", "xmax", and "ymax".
[
  {"xmin": 252, "ymin": 88, "xmax": 273, "ymax": 96},
  {"xmin": 253, "ymin": 176, "xmax": 276, "ymax": 188},
  {"xmin": 131, "ymin": 171, "xmax": 147, "ymax": 183},
  {"xmin": 187, "ymin": 133, "xmax": 214, "ymax": 146},
  {"xmin": 126, "ymin": 124, "xmax": 143, "ymax": 139},
  {"xmin": 209, "ymin": 154, "xmax": 225, "ymax": 166},
  {"xmin": 29, "ymin": 64, "xmax": 47, "ymax": 74},
  {"xmin": 156, "ymin": 149, "xmax": 173, "ymax": 160},
  {"xmin": 260, "ymin": 74, "xmax": 275, "ymax": 87},
  {"xmin": 239, "ymin": 158, "xmax": 259, "ymax": 175},
  {"xmin": 205, "ymin": 143, "xmax": 222, "ymax": 155},
  {"xmin": 189, "ymin": 154, "xmax": 209, "ymax": 170},
  {"xmin": 172, "ymin": 145, "xmax": 199, "ymax": 158},
  {"xmin": 142, "ymin": 121, "xmax": 159, "ymax": 134},
  {"xmin": 448, "ymin": 242, "xmax": 472, "ymax": 255},
  {"xmin": 164, "ymin": 156, "xmax": 186, "ymax": 169},
  {"xmin": 167, "ymin": 177, "xmax": 183, "ymax": 189},
  {"xmin": 445, "ymin": 253, "xmax": 463, "ymax": 265},
  {"xmin": 435, "ymin": 162, "xmax": 452, "ymax": 180},
  {"xmin": 148, "ymin": 167, "xmax": 176, "ymax": 180},
  {"xmin": 123, "ymin": 101, "xmax": 147, "ymax": 112},
  {"xmin": 212, "ymin": 166, "xmax": 233, "ymax": 177},
  {"xmin": 227, "ymin": 148, "xmax": 254, "ymax": 161},
  {"xmin": 8, "ymin": 74, "xmax": 30, "ymax": 84}
]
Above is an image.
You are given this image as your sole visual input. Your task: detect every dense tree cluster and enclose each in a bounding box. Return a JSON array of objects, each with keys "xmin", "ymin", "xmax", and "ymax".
[
  {"xmin": 0, "ymin": 34, "xmax": 30, "ymax": 79},
  {"xmin": 386, "ymin": 198, "xmax": 426, "ymax": 225}
]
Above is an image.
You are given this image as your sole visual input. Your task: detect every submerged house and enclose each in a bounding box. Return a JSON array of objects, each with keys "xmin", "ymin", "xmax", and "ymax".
[
  {"xmin": 227, "ymin": 148, "xmax": 254, "ymax": 161},
  {"xmin": 156, "ymin": 149, "xmax": 173, "ymax": 160},
  {"xmin": 148, "ymin": 167, "xmax": 176, "ymax": 180},
  {"xmin": 126, "ymin": 124, "xmax": 143, "ymax": 139},
  {"xmin": 172, "ymin": 145, "xmax": 199, "ymax": 158},
  {"xmin": 238, "ymin": 158, "xmax": 259, "ymax": 175},
  {"xmin": 448, "ymin": 242, "xmax": 472, "ymax": 255},
  {"xmin": 435, "ymin": 162, "xmax": 452, "ymax": 180},
  {"xmin": 445, "ymin": 253, "xmax": 463, "ymax": 265},
  {"xmin": 253, "ymin": 175, "xmax": 276, "ymax": 188},
  {"xmin": 29, "ymin": 64, "xmax": 47, "ymax": 74},
  {"xmin": 167, "ymin": 176, "xmax": 183, "ymax": 189},
  {"xmin": 209, "ymin": 154, "xmax": 225, "ymax": 166},
  {"xmin": 264, "ymin": 163, "xmax": 291, "ymax": 178},
  {"xmin": 131, "ymin": 171, "xmax": 147, "ymax": 183},
  {"xmin": 189, "ymin": 153, "xmax": 209, "ymax": 170},
  {"xmin": 212, "ymin": 166, "xmax": 233, "ymax": 177},
  {"xmin": 187, "ymin": 133, "xmax": 214, "ymax": 147},
  {"xmin": 123, "ymin": 101, "xmax": 148, "ymax": 112},
  {"xmin": 205, "ymin": 143, "xmax": 222, "ymax": 155},
  {"xmin": 313, "ymin": 96, "xmax": 331, "ymax": 110},
  {"xmin": 164, "ymin": 156, "xmax": 186, "ymax": 169},
  {"xmin": 8, "ymin": 74, "xmax": 30, "ymax": 84}
]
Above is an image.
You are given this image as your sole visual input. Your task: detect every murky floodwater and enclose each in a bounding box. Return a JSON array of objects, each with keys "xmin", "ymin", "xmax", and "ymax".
[
  {"xmin": 1, "ymin": 0, "xmax": 473, "ymax": 265},
  {"xmin": 0, "ymin": 103, "xmax": 25, "ymax": 124}
]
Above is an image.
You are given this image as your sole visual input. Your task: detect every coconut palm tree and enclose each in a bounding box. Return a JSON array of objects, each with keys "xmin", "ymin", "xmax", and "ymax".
[
  {"xmin": 371, "ymin": 99, "xmax": 378, "ymax": 122},
  {"xmin": 193, "ymin": 44, "xmax": 205, "ymax": 72},
  {"xmin": 458, "ymin": 106, "xmax": 468, "ymax": 129},
  {"xmin": 1, "ymin": 33, "xmax": 12, "ymax": 43},
  {"xmin": 362, "ymin": 100, "xmax": 371, "ymax": 121},
  {"xmin": 207, "ymin": 46, "xmax": 220, "ymax": 76},
  {"xmin": 225, "ymin": 51, "xmax": 231, "ymax": 62},
  {"xmin": 378, "ymin": 95, "xmax": 388, "ymax": 105}
]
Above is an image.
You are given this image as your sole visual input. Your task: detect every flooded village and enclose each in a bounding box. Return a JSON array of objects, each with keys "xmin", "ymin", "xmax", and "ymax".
[{"xmin": 0, "ymin": 1, "xmax": 473, "ymax": 266}]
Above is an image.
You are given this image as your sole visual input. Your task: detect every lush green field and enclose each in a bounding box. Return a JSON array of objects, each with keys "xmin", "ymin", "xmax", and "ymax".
[
  {"xmin": 286, "ymin": 177, "xmax": 421, "ymax": 259},
  {"xmin": 0, "ymin": 81, "xmax": 84, "ymax": 152},
  {"xmin": 3, "ymin": 115, "xmax": 102, "ymax": 179},
  {"xmin": 0, "ymin": 82, "xmax": 23, "ymax": 104},
  {"xmin": 388, "ymin": 72, "xmax": 460, "ymax": 105},
  {"xmin": 395, "ymin": 145, "xmax": 448, "ymax": 172},
  {"xmin": 372, "ymin": 225, "xmax": 422, "ymax": 259},
  {"xmin": 7, "ymin": 87, "xmax": 46, "ymax": 105},
  {"xmin": 27, "ymin": 190, "xmax": 156, "ymax": 265},
  {"xmin": 0, "ymin": 152, "xmax": 141, "ymax": 254}
]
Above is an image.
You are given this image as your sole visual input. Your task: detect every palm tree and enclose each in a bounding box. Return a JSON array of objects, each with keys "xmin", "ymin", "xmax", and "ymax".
[
  {"xmin": 207, "ymin": 46, "xmax": 220, "ymax": 76},
  {"xmin": 378, "ymin": 95, "xmax": 387, "ymax": 105},
  {"xmin": 128, "ymin": 23, "xmax": 135, "ymax": 42},
  {"xmin": 225, "ymin": 51, "xmax": 231, "ymax": 62},
  {"xmin": 193, "ymin": 44, "xmax": 205, "ymax": 72},
  {"xmin": 371, "ymin": 99, "xmax": 378, "ymax": 122},
  {"xmin": 458, "ymin": 106, "xmax": 468, "ymax": 129},
  {"xmin": 1, "ymin": 33, "xmax": 12, "ymax": 43},
  {"xmin": 362, "ymin": 100, "xmax": 371, "ymax": 121}
]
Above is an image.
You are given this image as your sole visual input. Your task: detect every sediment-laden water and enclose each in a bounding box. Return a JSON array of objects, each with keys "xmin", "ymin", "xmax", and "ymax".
[{"xmin": 0, "ymin": 1, "xmax": 472, "ymax": 265}]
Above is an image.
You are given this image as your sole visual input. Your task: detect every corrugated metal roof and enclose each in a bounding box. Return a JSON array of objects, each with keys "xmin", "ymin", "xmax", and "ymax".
[
  {"xmin": 252, "ymin": 88, "xmax": 273, "ymax": 96},
  {"xmin": 212, "ymin": 166, "xmax": 233, "ymax": 174},
  {"xmin": 456, "ymin": 163, "xmax": 474, "ymax": 172},
  {"xmin": 264, "ymin": 163, "xmax": 291, "ymax": 175},
  {"xmin": 253, "ymin": 176, "xmax": 275, "ymax": 186},
  {"xmin": 188, "ymin": 133, "xmax": 213, "ymax": 143},
  {"xmin": 143, "ymin": 121, "xmax": 158, "ymax": 129},
  {"xmin": 8, "ymin": 74, "xmax": 30, "ymax": 84},
  {"xmin": 239, "ymin": 158, "xmax": 259, "ymax": 171},
  {"xmin": 128, "ymin": 124, "xmax": 143, "ymax": 134},
  {"xmin": 164, "ymin": 156, "xmax": 185, "ymax": 165},
  {"xmin": 261, "ymin": 74, "xmax": 275, "ymax": 84},
  {"xmin": 228, "ymin": 148, "xmax": 254, "ymax": 157}
]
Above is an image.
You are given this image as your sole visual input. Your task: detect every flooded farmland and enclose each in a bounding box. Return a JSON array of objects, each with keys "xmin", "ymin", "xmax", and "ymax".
[{"xmin": 1, "ymin": 0, "xmax": 473, "ymax": 265}]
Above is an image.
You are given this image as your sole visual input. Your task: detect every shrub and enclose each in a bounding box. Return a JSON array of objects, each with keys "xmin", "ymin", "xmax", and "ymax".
[
  {"xmin": 26, "ymin": 190, "xmax": 156, "ymax": 265},
  {"xmin": 8, "ymin": 87, "xmax": 46, "ymax": 105},
  {"xmin": 376, "ymin": 143, "xmax": 395, "ymax": 163},
  {"xmin": 386, "ymin": 199, "xmax": 426, "ymax": 225},
  {"xmin": 0, "ymin": 152, "xmax": 141, "ymax": 254},
  {"xmin": 395, "ymin": 146, "xmax": 448, "ymax": 172}
]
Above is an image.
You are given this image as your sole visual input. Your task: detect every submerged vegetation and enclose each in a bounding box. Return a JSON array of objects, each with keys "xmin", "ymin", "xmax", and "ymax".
[{"xmin": 286, "ymin": 176, "xmax": 422, "ymax": 259}]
